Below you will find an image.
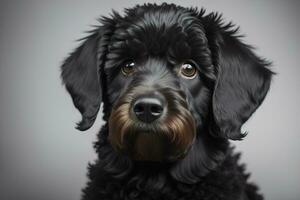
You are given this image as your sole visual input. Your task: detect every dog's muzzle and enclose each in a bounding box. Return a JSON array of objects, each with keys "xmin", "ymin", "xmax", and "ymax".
[{"xmin": 108, "ymin": 86, "xmax": 196, "ymax": 162}]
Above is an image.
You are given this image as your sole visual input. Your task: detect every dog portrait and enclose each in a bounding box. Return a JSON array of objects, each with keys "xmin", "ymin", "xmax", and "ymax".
[{"xmin": 61, "ymin": 3, "xmax": 273, "ymax": 200}]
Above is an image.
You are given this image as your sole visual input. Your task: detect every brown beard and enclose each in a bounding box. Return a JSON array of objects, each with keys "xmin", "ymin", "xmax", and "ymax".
[{"xmin": 108, "ymin": 87, "xmax": 196, "ymax": 161}]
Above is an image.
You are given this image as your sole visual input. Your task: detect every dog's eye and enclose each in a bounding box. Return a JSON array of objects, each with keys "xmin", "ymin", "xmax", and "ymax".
[
  {"xmin": 180, "ymin": 63, "xmax": 197, "ymax": 79},
  {"xmin": 121, "ymin": 61, "xmax": 135, "ymax": 76}
]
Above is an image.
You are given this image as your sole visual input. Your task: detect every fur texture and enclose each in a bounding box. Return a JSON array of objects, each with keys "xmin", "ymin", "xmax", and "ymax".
[{"xmin": 61, "ymin": 3, "xmax": 273, "ymax": 200}]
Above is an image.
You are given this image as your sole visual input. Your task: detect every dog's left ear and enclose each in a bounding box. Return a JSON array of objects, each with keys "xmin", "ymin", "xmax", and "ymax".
[
  {"xmin": 203, "ymin": 14, "xmax": 274, "ymax": 140},
  {"xmin": 61, "ymin": 18, "xmax": 116, "ymax": 131}
]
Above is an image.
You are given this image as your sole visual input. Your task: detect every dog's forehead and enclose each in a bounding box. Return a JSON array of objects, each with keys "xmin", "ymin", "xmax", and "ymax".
[
  {"xmin": 108, "ymin": 6, "xmax": 206, "ymax": 62},
  {"xmin": 124, "ymin": 5, "xmax": 193, "ymax": 30}
]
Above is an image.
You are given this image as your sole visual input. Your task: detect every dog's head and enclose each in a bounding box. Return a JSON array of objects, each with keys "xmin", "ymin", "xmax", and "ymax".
[{"xmin": 61, "ymin": 3, "xmax": 272, "ymax": 183}]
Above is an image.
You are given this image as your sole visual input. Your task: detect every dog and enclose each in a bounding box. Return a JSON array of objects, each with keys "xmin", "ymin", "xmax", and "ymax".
[{"xmin": 61, "ymin": 3, "xmax": 273, "ymax": 200}]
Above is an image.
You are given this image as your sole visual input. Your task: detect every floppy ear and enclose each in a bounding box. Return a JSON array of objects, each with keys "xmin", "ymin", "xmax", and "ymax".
[
  {"xmin": 61, "ymin": 17, "xmax": 116, "ymax": 131},
  {"xmin": 203, "ymin": 13, "xmax": 273, "ymax": 140}
]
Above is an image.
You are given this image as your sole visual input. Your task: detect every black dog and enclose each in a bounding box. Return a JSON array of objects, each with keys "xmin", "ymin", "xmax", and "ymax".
[{"xmin": 61, "ymin": 3, "xmax": 272, "ymax": 200}]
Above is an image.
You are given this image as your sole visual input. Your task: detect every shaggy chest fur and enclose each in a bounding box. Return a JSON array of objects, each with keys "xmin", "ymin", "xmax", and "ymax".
[{"xmin": 81, "ymin": 125, "xmax": 263, "ymax": 200}]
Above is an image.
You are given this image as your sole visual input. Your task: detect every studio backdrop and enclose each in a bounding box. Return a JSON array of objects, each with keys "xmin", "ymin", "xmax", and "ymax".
[{"xmin": 0, "ymin": 1, "xmax": 299, "ymax": 200}]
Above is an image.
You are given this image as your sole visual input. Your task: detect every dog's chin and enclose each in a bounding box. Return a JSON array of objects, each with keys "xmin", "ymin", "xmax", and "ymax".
[
  {"xmin": 123, "ymin": 131, "xmax": 191, "ymax": 162},
  {"xmin": 108, "ymin": 115, "xmax": 196, "ymax": 162},
  {"xmin": 108, "ymin": 120, "xmax": 195, "ymax": 162}
]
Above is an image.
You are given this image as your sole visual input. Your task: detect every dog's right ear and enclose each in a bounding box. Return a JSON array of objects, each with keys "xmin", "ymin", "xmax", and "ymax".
[{"xmin": 61, "ymin": 17, "xmax": 116, "ymax": 131}]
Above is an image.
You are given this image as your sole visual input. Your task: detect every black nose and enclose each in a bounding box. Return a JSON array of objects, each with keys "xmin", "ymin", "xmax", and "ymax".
[{"xmin": 133, "ymin": 96, "xmax": 165, "ymax": 123}]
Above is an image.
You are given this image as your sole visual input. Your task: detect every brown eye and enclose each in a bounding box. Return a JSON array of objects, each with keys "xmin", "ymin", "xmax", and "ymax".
[
  {"xmin": 121, "ymin": 61, "xmax": 135, "ymax": 75},
  {"xmin": 180, "ymin": 63, "xmax": 197, "ymax": 79}
]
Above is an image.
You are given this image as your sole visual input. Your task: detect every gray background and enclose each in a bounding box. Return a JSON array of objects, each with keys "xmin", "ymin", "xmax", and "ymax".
[{"xmin": 0, "ymin": 0, "xmax": 299, "ymax": 200}]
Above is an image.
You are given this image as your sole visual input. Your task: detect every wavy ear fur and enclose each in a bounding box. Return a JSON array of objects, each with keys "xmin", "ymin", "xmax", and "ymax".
[
  {"xmin": 202, "ymin": 13, "xmax": 274, "ymax": 140},
  {"xmin": 61, "ymin": 17, "xmax": 116, "ymax": 131}
]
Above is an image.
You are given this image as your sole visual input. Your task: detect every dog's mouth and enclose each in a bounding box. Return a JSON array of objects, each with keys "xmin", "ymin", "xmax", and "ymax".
[{"xmin": 108, "ymin": 87, "xmax": 196, "ymax": 162}]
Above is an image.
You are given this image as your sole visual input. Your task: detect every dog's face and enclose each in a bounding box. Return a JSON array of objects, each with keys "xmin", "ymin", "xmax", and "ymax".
[
  {"xmin": 61, "ymin": 3, "xmax": 272, "ymax": 182},
  {"xmin": 105, "ymin": 8, "xmax": 216, "ymax": 161}
]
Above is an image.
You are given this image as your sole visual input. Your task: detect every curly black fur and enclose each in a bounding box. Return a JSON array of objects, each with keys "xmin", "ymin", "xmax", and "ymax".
[{"xmin": 61, "ymin": 3, "xmax": 273, "ymax": 200}]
